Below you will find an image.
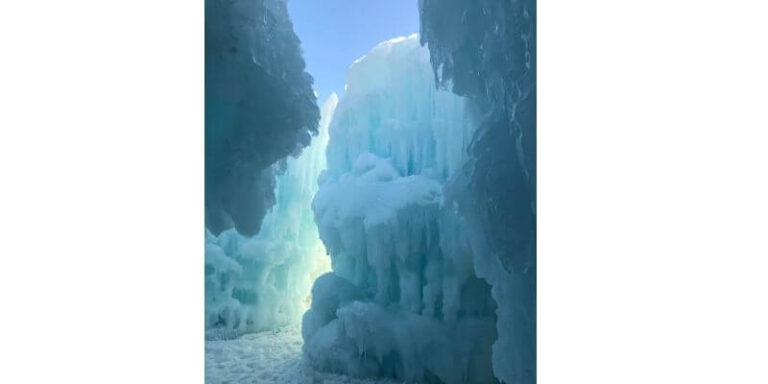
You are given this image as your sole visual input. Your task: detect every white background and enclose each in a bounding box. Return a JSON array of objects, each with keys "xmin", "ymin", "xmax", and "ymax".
[{"xmin": 1, "ymin": 0, "xmax": 766, "ymax": 382}]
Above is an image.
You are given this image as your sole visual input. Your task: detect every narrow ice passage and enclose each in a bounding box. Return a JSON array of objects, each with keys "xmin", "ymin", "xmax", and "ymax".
[
  {"xmin": 206, "ymin": 96, "xmax": 338, "ymax": 339},
  {"xmin": 205, "ymin": 95, "xmax": 398, "ymax": 383},
  {"xmin": 205, "ymin": 0, "xmax": 535, "ymax": 382}
]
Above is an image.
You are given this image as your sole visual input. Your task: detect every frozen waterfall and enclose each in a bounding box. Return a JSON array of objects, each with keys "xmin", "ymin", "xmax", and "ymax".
[{"xmin": 205, "ymin": 95, "xmax": 337, "ymax": 339}]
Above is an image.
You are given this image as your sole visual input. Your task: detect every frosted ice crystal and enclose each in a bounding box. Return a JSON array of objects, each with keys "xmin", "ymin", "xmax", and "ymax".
[{"xmin": 325, "ymin": 33, "xmax": 474, "ymax": 183}]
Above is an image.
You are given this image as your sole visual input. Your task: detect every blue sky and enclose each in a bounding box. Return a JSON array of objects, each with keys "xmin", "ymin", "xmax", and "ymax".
[{"xmin": 287, "ymin": 0, "xmax": 420, "ymax": 103}]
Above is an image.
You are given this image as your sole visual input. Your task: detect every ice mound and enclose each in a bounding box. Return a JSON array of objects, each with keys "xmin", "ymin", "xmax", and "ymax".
[
  {"xmin": 205, "ymin": 95, "xmax": 337, "ymax": 339},
  {"xmin": 304, "ymin": 299, "xmax": 496, "ymax": 384},
  {"xmin": 205, "ymin": 0, "xmax": 320, "ymax": 236},
  {"xmin": 303, "ymin": 35, "xmax": 499, "ymax": 383},
  {"xmin": 419, "ymin": 1, "xmax": 537, "ymax": 382}
]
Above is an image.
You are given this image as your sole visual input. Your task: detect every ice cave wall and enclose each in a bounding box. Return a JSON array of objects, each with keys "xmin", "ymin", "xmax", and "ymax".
[
  {"xmin": 205, "ymin": 0, "xmax": 320, "ymax": 237},
  {"xmin": 419, "ymin": 0, "xmax": 537, "ymax": 382},
  {"xmin": 205, "ymin": 96, "xmax": 337, "ymax": 340},
  {"xmin": 303, "ymin": 35, "xmax": 500, "ymax": 384}
]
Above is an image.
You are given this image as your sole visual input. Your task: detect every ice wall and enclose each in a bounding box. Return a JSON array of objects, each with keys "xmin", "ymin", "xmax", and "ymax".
[
  {"xmin": 303, "ymin": 35, "xmax": 500, "ymax": 383},
  {"xmin": 419, "ymin": 1, "xmax": 537, "ymax": 382},
  {"xmin": 205, "ymin": 95, "xmax": 337, "ymax": 340},
  {"xmin": 205, "ymin": 0, "xmax": 320, "ymax": 236}
]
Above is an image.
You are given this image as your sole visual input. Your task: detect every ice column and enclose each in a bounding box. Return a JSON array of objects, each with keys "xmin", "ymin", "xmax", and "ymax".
[{"xmin": 303, "ymin": 35, "xmax": 500, "ymax": 384}]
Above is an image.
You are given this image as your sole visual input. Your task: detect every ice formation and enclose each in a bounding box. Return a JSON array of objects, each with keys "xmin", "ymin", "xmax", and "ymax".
[
  {"xmin": 205, "ymin": 0, "xmax": 320, "ymax": 236},
  {"xmin": 205, "ymin": 95, "xmax": 337, "ymax": 339},
  {"xmin": 419, "ymin": 1, "xmax": 537, "ymax": 382},
  {"xmin": 302, "ymin": 35, "xmax": 501, "ymax": 383},
  {"xmin": 204, "ymin": 1, "xmax": 536, "ymax": 381}
]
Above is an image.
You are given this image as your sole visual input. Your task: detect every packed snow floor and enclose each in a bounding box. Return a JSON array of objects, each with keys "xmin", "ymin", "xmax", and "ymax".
[{"xmin": 205, "ymin": 326, "xmax": 401, "ymax": 384}]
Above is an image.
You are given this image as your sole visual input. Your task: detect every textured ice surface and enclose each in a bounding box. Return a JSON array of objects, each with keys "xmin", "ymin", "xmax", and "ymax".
[
  {"xmin": 206, "ymin": 326, "xmax": 402, "ymax": 384},
  {"xmin": 419, "ymin": 1, "xmax": 537, "ymax": 382},
  {"xmin": 303, "ymin": 35, "xmax": 499, "ymax": 383},
  {"xmin": 324, "ymin": 34, "xmax": 474, "ymax": 183},
  {"xmin": 205, "ymin": 0, "xmax": 320, "ymax": 236},
  {"xmin": 205, "ymin": 95, "xmax": 337, "ymax": 339}
]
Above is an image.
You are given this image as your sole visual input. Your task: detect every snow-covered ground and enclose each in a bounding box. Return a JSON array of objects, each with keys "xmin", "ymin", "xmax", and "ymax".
[{"xmin": 205, "ymin": 326, "xmax": 401, "ymax": 384}]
